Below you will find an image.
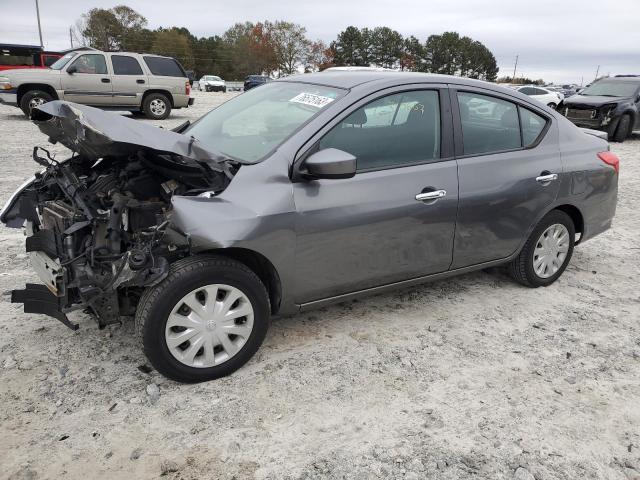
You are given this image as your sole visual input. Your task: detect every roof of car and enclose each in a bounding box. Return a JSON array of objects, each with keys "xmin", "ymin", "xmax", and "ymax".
[{"xmin": 278, "ymin": 71, "xmax": 507, "ymax": 91}]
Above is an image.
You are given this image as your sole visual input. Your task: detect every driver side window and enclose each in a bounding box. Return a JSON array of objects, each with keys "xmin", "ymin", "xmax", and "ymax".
[
  {"xmin": 69, "ymin": 54, "xmax": 107, "ymax": 75},
  {"xmin": 318, "ymin": 90, "xmax": 441, "ymax": 171}
]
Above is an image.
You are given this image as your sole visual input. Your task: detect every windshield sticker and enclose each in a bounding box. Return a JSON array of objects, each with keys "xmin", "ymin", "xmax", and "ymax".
[{"xmin": 289, "ymin": 92, "xmax": 335, "ymax": 108}]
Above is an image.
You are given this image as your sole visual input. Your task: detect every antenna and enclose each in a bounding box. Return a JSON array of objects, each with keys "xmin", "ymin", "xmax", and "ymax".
[{"xmin": 35, "ymin": 0, "xmax": 44, "ymax": 48}]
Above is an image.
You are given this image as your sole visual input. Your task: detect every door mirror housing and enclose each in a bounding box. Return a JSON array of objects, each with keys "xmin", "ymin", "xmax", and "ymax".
[
  {"xmin": 66, "ymin": 65, "xmax": 77, "ymax": 74},
  {"xmin": 303, "ymin": 148, "xmax": 356, "ymax": 180}
]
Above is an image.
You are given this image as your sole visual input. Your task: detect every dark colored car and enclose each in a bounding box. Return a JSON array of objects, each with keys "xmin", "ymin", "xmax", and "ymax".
[
  {"xmin": 244, "ymin": 75, "xmax": 270, "ymax": 91},
  {"xmin": 560, "ymin": 76, "xmax": 640, "ymax": 142},
  {"xmin": 1, "ymin": 72, "xmax": 619, "ymax": 382}
]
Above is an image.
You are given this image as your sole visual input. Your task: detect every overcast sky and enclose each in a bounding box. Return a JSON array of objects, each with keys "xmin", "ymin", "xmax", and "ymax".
[{"xmin": 1, "ymin": 0, "xmax": 638, "ymax": 84}]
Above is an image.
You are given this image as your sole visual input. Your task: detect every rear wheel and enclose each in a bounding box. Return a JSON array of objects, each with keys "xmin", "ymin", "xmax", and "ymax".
[
  {"xmin": 136, "ymin": 255, "xmax": 270, "ymax": 382},
  {"xmin": 142, "ymin": 93, "xmax": 171, "ymax": 120},
  {"xmin": 20, "ymin": 90, "xmax": 53, "ymax": 117},
  {"xmin": 508, "ymin": 210, "xmax": 575, "ymax": 287},
  {"xmin": 610, "ymin": 114, "xmax": 631, "ymax": 143}
]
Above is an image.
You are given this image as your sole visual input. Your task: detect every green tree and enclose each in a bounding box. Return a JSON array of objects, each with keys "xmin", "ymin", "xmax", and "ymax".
[
  {"xmin": 80, "ymin": 5, "xmax": 147, "ymax": 51},
  {"xmin": 151, "ymin": 28, "xmax": 194, "ymax": 69},
  {"xmin": 370, "ymin": 27, "xmax": 403, "ymax": 68},
  {"xmin": 423, "ymin": 31, "xmax": 498, "ymax": 81},
  {"xmin": 269, "ymin": 21, "xmax": 310, "ymax": 75},
  {"xmin": 333, "ymin": 26, "xmax": 363, "ymax": 65},
  {"xmin": 400, "ymin": 35, "xmax": 425, "ymax": 71}
]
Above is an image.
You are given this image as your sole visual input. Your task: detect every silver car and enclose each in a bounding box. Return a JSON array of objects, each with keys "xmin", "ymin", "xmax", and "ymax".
[
  {"xmin": 0, "ymin": 48, "xmax": 193, "ymax": 119},
  {"xmin": 1, "ymin": 72, "xmax": 619, "ymax": 382}
]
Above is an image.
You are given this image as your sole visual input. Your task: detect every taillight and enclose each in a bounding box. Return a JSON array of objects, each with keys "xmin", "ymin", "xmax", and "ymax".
[
  {"xmin": 185, "ymin": 81, "xmax": 191, "ymax": 95},
  {"xmin": 598, "ymin": 151, "xmax": 619, "ymax": 174}
]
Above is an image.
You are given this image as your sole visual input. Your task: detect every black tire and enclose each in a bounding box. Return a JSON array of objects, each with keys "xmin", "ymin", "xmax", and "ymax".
[
  {"xmin": 611, "ymin": 114, "xmax": 631, "ymax": 143},
  {"xmin": 547, "ymin": 102, "xmax": 557, "ymax": 109},
  {"xmin": 223, "ymin": 87, "xmax": 227, "ymax": 93},
  {"xmin": 136, "ymin": 255, "xmax": 270, "ymax": 383},
  {"xmin": 508, "ymin": 210, "xmax": 575, "ymax": 288},
  {"xmin": 19, "ymin": 90, "xmax": 53, "ymax": 117},
  {"xmin": 142, "ymin": 93, "xmax": 171, "ymax": 120}
]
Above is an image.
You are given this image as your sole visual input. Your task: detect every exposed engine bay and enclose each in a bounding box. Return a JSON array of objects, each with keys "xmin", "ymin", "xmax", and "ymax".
[{"xmin": 2, "ymin": 101, "xmax": 238, "ymax": 329}]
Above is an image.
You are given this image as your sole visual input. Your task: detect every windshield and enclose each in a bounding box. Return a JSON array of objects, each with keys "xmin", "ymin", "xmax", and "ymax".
[
  {"xmin": 185, "ymin": 82, "xmax": 345, "ymax": 163},
  {"xmin": 205, "ymin": 76, "xmax": 221, "ymax": 81},
  {"xmin": 50, "ymin": 52, "xmax": 76, "ymax": 70},
  {"xmin": 580, "ymin": 80, "xmax": 639, "ymax": 97}
]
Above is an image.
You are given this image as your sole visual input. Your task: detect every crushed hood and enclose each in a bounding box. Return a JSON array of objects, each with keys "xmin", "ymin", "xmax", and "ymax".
[
  {"xmin": 31, "ymin": 101, "xmax": 226, "ymax": 166},
  {"xmin": 564, "ymin": 95, "xmax": 629, "ymax": 108}
]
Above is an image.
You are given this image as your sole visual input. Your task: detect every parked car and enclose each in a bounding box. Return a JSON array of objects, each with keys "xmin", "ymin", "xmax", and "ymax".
[
  {"xmin": 516, "ymin": 85, "xmax": 564, "ymax": 108},
  {"xmin": 199, "ymin": 75, "xmax": 227, "ymax": 92},
  {"xmin": 560, "ymin": 76, "xmax": 640, "ymax": 142},
  {"xmin": 0, "ymin": 43, "xmax": 63, "ymax": 72},
  {"xmin": 1, "ymin": 72, "xmax": 618, "ymax": 382},
  {"xmin": 0, "ymin": 48, "xmax": 193, "ymax": 119},
  {"xmin": 244, "ymin": 75, "xmax": 270, "ymax": 91}
]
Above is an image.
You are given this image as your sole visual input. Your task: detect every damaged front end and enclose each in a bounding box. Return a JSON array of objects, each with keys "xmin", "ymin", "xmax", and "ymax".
[{"xmin": 1, "ymin": 101, "xmax": 238, "ymax": 329}]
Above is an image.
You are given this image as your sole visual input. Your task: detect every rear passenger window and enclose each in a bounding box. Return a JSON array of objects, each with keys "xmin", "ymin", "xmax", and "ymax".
[
  {"xmin": 520, "ymin": 107, "xmax": 547, "ymax": 146},
  {"xmin": 318, "ymin": 90, "xmax": 441, "ymax": 171},
  {"xmin": 457, "ymin": 92, "xmax": 521, "ymax": 155},
  {"xmin": 143, "ymin": 56, "xmax": 185, "ymax": 77},
  {"xmin": 112, "ymin": 55, "xmax": 143, "ymax": 75}
]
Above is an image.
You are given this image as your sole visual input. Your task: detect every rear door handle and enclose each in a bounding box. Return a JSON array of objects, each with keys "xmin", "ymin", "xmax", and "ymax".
[
  {"xmin": 136, "ymin": 79, "xmax": 145, "ymax": 84},
  {"xmin": 415, "ymin": 190, "xmax": 447, "ymax": 202},
  {"xmin": 101, "ymin": 78, "xmax": 110, "ymax": 83},
  {"xmin": 535, "ymin": 173, "xmax": 558, "ymax": 183}
]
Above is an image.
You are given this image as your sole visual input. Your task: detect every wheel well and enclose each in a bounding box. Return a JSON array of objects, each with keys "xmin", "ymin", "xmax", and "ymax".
[
  {"xmin": 554, "ymin": 204, "xmax": 584, "ymax": 241},
  {"xmin": 205, "ymin": 248, "xmax": 282, "ymax": 314},
  {"xmin": 142, "ymin": 89, "xmax": 174, "ymax": 108},
  {"xmin": 17, "ymin": 84, "xmax": 58, "ymax": 104}
]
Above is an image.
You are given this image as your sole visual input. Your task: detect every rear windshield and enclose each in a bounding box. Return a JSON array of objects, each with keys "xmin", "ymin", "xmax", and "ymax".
[
  {"xmin": 580, "ymin": 80, "xmax": 639, "ymax": 97},
  {"xmin": 143, "ymin": 56, "xmax": 186, "ymax": 77}
]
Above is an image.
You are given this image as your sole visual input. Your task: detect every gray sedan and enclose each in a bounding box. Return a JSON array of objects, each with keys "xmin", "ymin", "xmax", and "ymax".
[{"xmin": 1, "ymin": 71, "xmax": 619, "ymax": 382}]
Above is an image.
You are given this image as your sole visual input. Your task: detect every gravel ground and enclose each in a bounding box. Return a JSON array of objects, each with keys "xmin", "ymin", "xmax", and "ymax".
[{"xmin": 0, "ymin": 91, "xmax": 639, "ymax": 480}]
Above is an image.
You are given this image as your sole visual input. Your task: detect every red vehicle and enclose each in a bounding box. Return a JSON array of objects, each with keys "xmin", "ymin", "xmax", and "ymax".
[{"xmin": 0, "ymin": 44, "xmax": 63, "ymax": 72}]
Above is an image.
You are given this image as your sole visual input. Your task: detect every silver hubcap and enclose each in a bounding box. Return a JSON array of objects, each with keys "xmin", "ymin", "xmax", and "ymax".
[
  {"xmin": 29, "ymin": 97, "xmax": 46, "ymax": 110},
  {"xmin": 533, "ymin": 223, "xmax": 570, "ymax": 278},
  {"xmin": 149, "ymin": 99, "xmax": 166, "ymax": 116},
  {"xmin": 165, "ymin": 284, "xmax": 254, "ymax": 368}
]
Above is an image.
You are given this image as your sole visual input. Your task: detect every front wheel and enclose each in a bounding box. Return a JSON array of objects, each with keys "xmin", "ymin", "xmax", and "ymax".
[
  {"xmin": 508, "ymin": 210, "xmax": 575, "ymax": 287},
  {"xmin": 610, "ymin": 114, "xmax": 631, "ymax": 143},
  {"xmin": 20, "ymin": 90, "xmax": 53, "ymax": 117},
  {"xmin": 136, "ymin": 255, "xmax": 270, "ymax": 382}
]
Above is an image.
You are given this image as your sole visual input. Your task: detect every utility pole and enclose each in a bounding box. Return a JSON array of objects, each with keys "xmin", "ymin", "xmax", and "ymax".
[
  {"xmin": 35, "ymin": 0, "xmax": 44, "ymax": 48},
  {"xmin": 512, "ymin": 55, "xmax": 519, "ymax": 81},
  {"xmin": 594, "ymin": 65, "xmax": 600, "ymax": 81},
  {"xmin": 69, "ymin": 27, "xmax": 74, "ymax": 48}
]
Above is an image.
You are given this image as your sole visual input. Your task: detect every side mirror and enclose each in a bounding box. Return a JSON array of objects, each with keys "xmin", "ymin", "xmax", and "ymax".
[
  {"xmin": 303, "ymin": 148, "xmax": 356, "ymax": 180},
  {"xmin": 67, "ymin": 65, "xmax": 77, "ymax": 74}
]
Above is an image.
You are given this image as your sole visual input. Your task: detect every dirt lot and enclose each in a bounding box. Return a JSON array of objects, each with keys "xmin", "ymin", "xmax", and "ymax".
[{"xmin": 0, "ymin": 91, "xmax": 639, "ymax": 480}]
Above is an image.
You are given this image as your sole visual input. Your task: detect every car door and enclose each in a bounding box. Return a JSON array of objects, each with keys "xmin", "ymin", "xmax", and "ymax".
[
  {"xmin": 109, "ymin": 54, "xmax": 147, "ymax": 106},
  {"xmin": 451, "ymin": 87, "xmax": 561, "ymax": 269},
  {"xmin": 292, "ymin": 86, "xmax": 459, "ymax": 303},
  {"xmin": 61, "ymin": 53, "xmax": 112, "ymax": 105}
]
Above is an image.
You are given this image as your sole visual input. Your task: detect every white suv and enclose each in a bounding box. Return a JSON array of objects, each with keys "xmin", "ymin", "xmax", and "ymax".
[{"xmin": 0, "ymin": 48, "xmax": 194, "ymax": 119}]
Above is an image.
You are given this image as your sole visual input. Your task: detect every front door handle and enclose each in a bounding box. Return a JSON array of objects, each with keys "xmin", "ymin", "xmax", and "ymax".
[
  {"xmin": 136, "ymin": 79, "xmax": 145, "ymax": 84},
  {"xmin": 415, "ymin": 190, "xmax": 447, "ymax": 202},
  {"xmin": 535, "ymin": 173, "xmax": 558, "ymax": 184},
  {"xmin": 101, "ymin": 78, "xmax": 110, "ymax": 83}
]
